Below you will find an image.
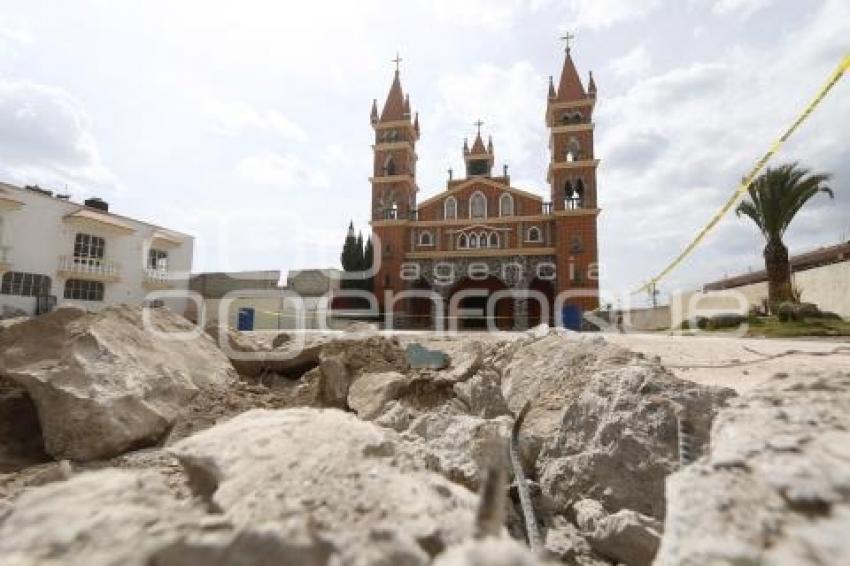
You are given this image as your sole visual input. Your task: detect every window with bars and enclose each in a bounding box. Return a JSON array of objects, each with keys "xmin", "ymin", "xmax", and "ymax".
[
  {"xmin": 64, "ymin": 279, "xmax": 105, "ymax": 301},
  {"xmin": 0, "ymin": 272, "xmax": 52, "ymax": 297},
  {"xmin": 73, "ymin": 233, "xmax": 105, "ymax": 263},
  {"xmin": 148, "ymin": 249, "xmax": 169, "ymax": 271}
]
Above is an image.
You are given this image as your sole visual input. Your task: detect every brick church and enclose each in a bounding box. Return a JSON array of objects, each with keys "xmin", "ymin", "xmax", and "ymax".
[{"xmin": 368, "ymin": 45, "xmax": 599, "ymax": 330}]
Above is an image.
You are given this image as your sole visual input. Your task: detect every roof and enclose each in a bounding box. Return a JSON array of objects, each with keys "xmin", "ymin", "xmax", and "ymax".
[
  {"xmin": 555, "ymin": 50, "xmax": 586, "ymax": 102},
  {"xmin": 0, "ymin": 181, "xmax": 193, "ymax": 238},
  {"xmin": 704, "ymin": 242, "xmax": 850, "ymax": 290},
  {"xmin": 417, "ymin": 176, "xmax": 543, "ymax": 208},
  {"xmin": 379, "ymin": 71, "xmax": 407, "ymax": 122},
  {"xmin": 470, "ymin": 132, "xmax": 487, "ymax": 154}
]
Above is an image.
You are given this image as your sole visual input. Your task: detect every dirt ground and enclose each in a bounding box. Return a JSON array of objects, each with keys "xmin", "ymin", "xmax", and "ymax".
[{"xmin": 601, "ymin": 331, "xmax": 850, "ymax": 393}]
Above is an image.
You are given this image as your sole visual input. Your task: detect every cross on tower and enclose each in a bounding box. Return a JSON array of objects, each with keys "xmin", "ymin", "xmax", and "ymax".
[
  {"xmin": 560, "ymin": 31, "xmax": 575, "ymax": 53},
  {"xmin": 474, "ymin": 119, "xmax": 484, "ymax": 135},
  {"xmin": 392, "ymin": 52, "xmax": 403, "ymax": 72}
]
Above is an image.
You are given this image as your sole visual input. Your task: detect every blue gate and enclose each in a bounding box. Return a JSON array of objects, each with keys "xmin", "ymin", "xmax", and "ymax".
[
  {"xmin": 561, "ymin": 305, "xmax": 582, "ymax": 331},
  {"xmin": 237, "ymin": 307, "xmax": 255, "ymax": 331}
]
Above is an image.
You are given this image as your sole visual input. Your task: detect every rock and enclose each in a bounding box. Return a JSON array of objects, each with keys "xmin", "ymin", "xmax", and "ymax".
[
  {"xmin": 169, "ymin": 408, "xmax": 479, "ymax": 565},
  {"xmin": 0, "ymin": 306, "xmax": 237, "ymax": 461},
  {"xmin": 344, "ymin": 321, "xmax": 379, "ymax": 334},
  {"xmin": 348, "ymin": 371, "xmax": 410, "ymax": 420},
  {"xmin": 407, "ymin": 343, "xmax": 450, "ymax": 370},
  {"xmin": 655, "ymin": 371, "xmax": 850, "ymax": 565},
  {"xmin": 571, "ymin": 499, "xmax": 661, "ymax": 566},
  {"xmin": 454, "ymin": 368, "xmax": 511, "ymax": 418},
  {"xmin": 0, "ymin": 469, "xmax": 203, "ymax": 565},
  {"xmin": 271, "ymin": 331, "xmax": 292, "ymax": 348},
  {"xmin": 537, "ymin": 363, "xmax": 736, "ymax": 520},
  {"xmin": 501, "ymin": 334, "xmax": 636, "ymax": 460},
  {"xmin": 0, "ymin": 375, "xmax": 49, "ymax": 472},
  {"xmin": 543, "ymin": 515, "xmax": 594, "ymax": 563},
  {"xmin": 433, "ymin": 537, "xmax": 544, "ymax": 566},
  {"xmin": 405, "ymin": 408, "xmax": 512, "ymax": 490}
]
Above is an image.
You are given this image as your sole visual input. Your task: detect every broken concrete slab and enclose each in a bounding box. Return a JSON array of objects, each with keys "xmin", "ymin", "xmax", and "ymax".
[{"xmin": 0, "ymin": 306, "xmax": 237, "ymax": 461}]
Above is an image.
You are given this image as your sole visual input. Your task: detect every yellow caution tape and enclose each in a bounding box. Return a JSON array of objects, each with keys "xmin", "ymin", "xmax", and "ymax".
[{"xmin": 634, "ymin": 53, "xmax": 850, "ymax": 295}]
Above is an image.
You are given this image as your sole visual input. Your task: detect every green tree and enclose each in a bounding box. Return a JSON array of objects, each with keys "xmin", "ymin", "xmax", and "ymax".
[
  {"xmin": 736, "ymin": 162, "xmax": 833, "ymax": 311},
  {"xmin": 340, "ymin": 221, "xmax": 361, "ymax": 273}
]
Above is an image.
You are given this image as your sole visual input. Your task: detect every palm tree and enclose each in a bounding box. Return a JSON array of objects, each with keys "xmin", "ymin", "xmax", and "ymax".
[{"xmin": 736, "ymin": 162, "xmax": 833, "ymax": 312}]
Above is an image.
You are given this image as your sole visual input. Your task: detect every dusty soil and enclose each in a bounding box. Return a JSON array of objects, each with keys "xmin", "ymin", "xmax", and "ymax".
[{"xmin": 602, "ymin": 332, "xmax": 850, "ymax": 393}]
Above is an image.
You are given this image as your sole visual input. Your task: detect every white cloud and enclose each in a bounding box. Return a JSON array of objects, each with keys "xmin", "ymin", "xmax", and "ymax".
[
  {"xmin": 0, "ymin": 20, "xmax": 31, "ymax": 53},
  {"xmin": 420, "ymin": 0, "xmax": 548, "ymax": 32},
  {"xmin": 237, "ymin": 151, "xmax": 330, "ymax": 189},
  {"xmin": 567, "ymin": 0, "xmax": 661, "ymax": 30},
  {"xmin": 608, "ymin": 45, "xmax": 653, "ymax": 79},
  {"xmin": 0, "ymin": 79, "xmax": 118, "ymax": 196},
  {"xmin": 712, "ymin": 0, "xmax": 773, "ymax": 18},
  {"xmin": 423, "ymin": 62, "xmax": 547, "ymax": 194},
  {"xmin": 597, "ymin": 0, "xmax": 850, "ymax": 300},
  {"xmin": 204, "ymin": 99, "xmax": 307, "ymax": 141}
]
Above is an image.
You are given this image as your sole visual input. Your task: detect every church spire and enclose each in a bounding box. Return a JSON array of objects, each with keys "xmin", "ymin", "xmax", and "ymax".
[
  {"xmin": 554, "ymin": 32, "xmax": 586, "ymax": 102},
  {"xmin": 378, "ymin": 53, "xmax": 410, "ymax": 123}
]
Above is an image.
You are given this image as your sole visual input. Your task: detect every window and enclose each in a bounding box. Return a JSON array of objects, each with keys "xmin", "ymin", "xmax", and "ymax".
[
  {"xmin": 458, "ymin": 233, "xmax": 468, "ymax": 248},
  {"xmin": 470, "ymin": 192, "xmax": 487, "ymax": 219},
  {"xmin": 444, "ymin": 197, "xmax": 457, "ymax": 220},
  {"xmin": 148, "ymin": 249, "xmax": 168, "ymax": 271},
  {"xmin": 527, "ymin": 226, "xmax": 542, "ymax": 243},
  {"xmin": 383, "ymin": 155, "xmax": 397, "ymax": 176},
  {"xmin": 499, "ymin": 193, "xmax": 514, "ymax": 217},
  {"xmin": 468, "ymin": 159, "xmax": 489, "ymax": 176},
  {"xmin": 418, "ymin": 231, "xmax": 433, "ymax": 246},
  {"xmin": 74, "ymin": 233, "xmax": 105, "ymax": 264},
  {"xmin": 1, "ymin": 271, "xmax": 51, "ymax": 297},
  {"xmin": 566, "ymin": 179, "xmax": 585, "ymax": 210},
  {"xmin": 566, "ymin": 137, "xmax": 581, "ymax": 162},
  {"xmin": 64, "ymin": 279, "xmax": 104, "ymax": 301},
  {"xmin": 469, "ymin": 233, "xmax": 479, "ymax": 248},
  {"xmin": 488, "ymin": 233, "xmax": 500, "ymax": 248}
]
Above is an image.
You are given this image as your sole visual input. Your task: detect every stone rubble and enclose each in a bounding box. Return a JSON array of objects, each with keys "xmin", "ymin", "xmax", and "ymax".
[{"xmin": 1, "ymin": 308, "xmax": 845, "ymax": 565}]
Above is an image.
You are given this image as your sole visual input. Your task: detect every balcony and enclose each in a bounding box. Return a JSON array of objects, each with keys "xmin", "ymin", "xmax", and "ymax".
[
  {"xmin": 58, "ymin": 256, "xmax": 121, "ymax": 282},
  {"xmin": 0, "ymin": 244, "xmax": 10, "ymax": 272},
  {"xmin": 143, "ymin": 268, "xmax": 174, "ymax": 289}
]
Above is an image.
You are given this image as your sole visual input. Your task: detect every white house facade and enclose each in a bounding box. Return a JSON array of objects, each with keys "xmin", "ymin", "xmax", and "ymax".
[{"xmin": 0, "ymin": 182, "xmax": 193, "ymax": 316}]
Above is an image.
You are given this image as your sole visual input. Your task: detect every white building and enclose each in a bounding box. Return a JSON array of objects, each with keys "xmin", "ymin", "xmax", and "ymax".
[{"xmin": 0, "ymin": 182, "xmax": 193, "ymax": 316}]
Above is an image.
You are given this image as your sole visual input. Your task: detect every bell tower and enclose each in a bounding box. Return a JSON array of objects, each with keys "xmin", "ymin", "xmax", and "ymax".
[
  {"xmin": 370, "ymin": 54, "xmax": 419, "ymax": 222},
  {"xmin": 369, "ymin": 54, "xmax": 419, "ymax": 309},
  {"xmin": 546, "ymin": 35, "xmax": 600, "ymax": 312}
]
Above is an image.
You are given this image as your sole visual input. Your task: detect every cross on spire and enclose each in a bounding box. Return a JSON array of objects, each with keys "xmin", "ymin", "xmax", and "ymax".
[
  {"xmin": 474, "ymin": 119, "xmax": 484, "ymax": 135},
  {"xmin": 560, "ymin": 31, "xmax": 575, "ymax": 53},
  {"xmin": 392, "ymin": 52, "xmax": 403, "ymax": 72}
]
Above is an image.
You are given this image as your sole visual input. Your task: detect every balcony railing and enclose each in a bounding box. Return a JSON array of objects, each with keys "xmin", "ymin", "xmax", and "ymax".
[
  {"xmin": 58, "ymin": 256, "xmax": 121, "ymax": 281},
  {"xmin": 143, "ymin": 268, "xmax": 173, "ymax": 288}
]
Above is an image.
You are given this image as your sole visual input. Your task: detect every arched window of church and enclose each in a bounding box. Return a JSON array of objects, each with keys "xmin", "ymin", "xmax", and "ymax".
[
  {"xmin": 444, "ymin": 197, "xmax": 457, "ymax": 219},
  {"xmin": 383, "ymin": 155, "xmax": 397, "ymax": 176},
  {"xmin": 418, "ymin": 231, "xmax": 433, "ymax": 246},
  {"xmin": 488, "ymin": 232, "xmax": 499, "ymax": 248},
  {"xmin": 575, "ymin": 179, "xmax": 585, "ymax": 208},
  {"xmin": 560, "ymin": 113, "xmax": 570, "ymax": 125},
  {"xmin": 458, "ymin": 233, "xmax": 468, "ymax": 249},
  {"xmin": 470, "ymin": 192, "xmax": 487, "ymax": 219},
  {"xmin": 478, "ymin": 232, "xmax": 487, "ymax": 248},
  {"xmin": 527, "ymin": 226, "xmax": 542, "ymax": 243},
  {"xmin": 499, "ymin": 193, "xmax": 514, "ymax": 217},
  {"xmin": 469, "ymin": 233, "xmax": 478, "ymax": 248},
  {"xmin": 572, "ymin": 112, "xmax": 583, "ymax": 124}
]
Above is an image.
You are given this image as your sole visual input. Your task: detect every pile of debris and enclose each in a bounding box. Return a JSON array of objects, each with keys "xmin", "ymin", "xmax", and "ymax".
[{"xmin": 1, "ymin": 305, "xmax": 846, "ymax": 565}]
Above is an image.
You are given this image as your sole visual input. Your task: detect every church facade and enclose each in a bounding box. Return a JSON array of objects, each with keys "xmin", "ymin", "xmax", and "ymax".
[{"xmin": 367, "ymin": 47, "xmax": 600, "ymax": 330}]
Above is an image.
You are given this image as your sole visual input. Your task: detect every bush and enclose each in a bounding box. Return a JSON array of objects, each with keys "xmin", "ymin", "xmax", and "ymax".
[
  {"xmin": 777, "ymin": 301, "xmax": 829, "ymax": 323},
  {"xmin": 679, "ymin": 316, "xmax": 708, "ymax": 330},
  {"xmin": 706, "ymin": 313, "xmax": 748, "ymax": 329}
]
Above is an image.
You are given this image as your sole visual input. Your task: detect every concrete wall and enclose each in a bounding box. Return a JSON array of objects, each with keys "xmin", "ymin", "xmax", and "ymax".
[
  {"xmin": 0, "ymin": 184, "xmax": 193, "ymax": 316},
  {"xmin": 673, "ymin": 261, "xmax": 850, "ymax": 324}
]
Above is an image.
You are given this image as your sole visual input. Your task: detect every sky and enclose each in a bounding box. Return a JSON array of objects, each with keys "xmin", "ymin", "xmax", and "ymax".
[{"xmin": 1, "ymin": 0, "xmax": 848, "ymax": 307}]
